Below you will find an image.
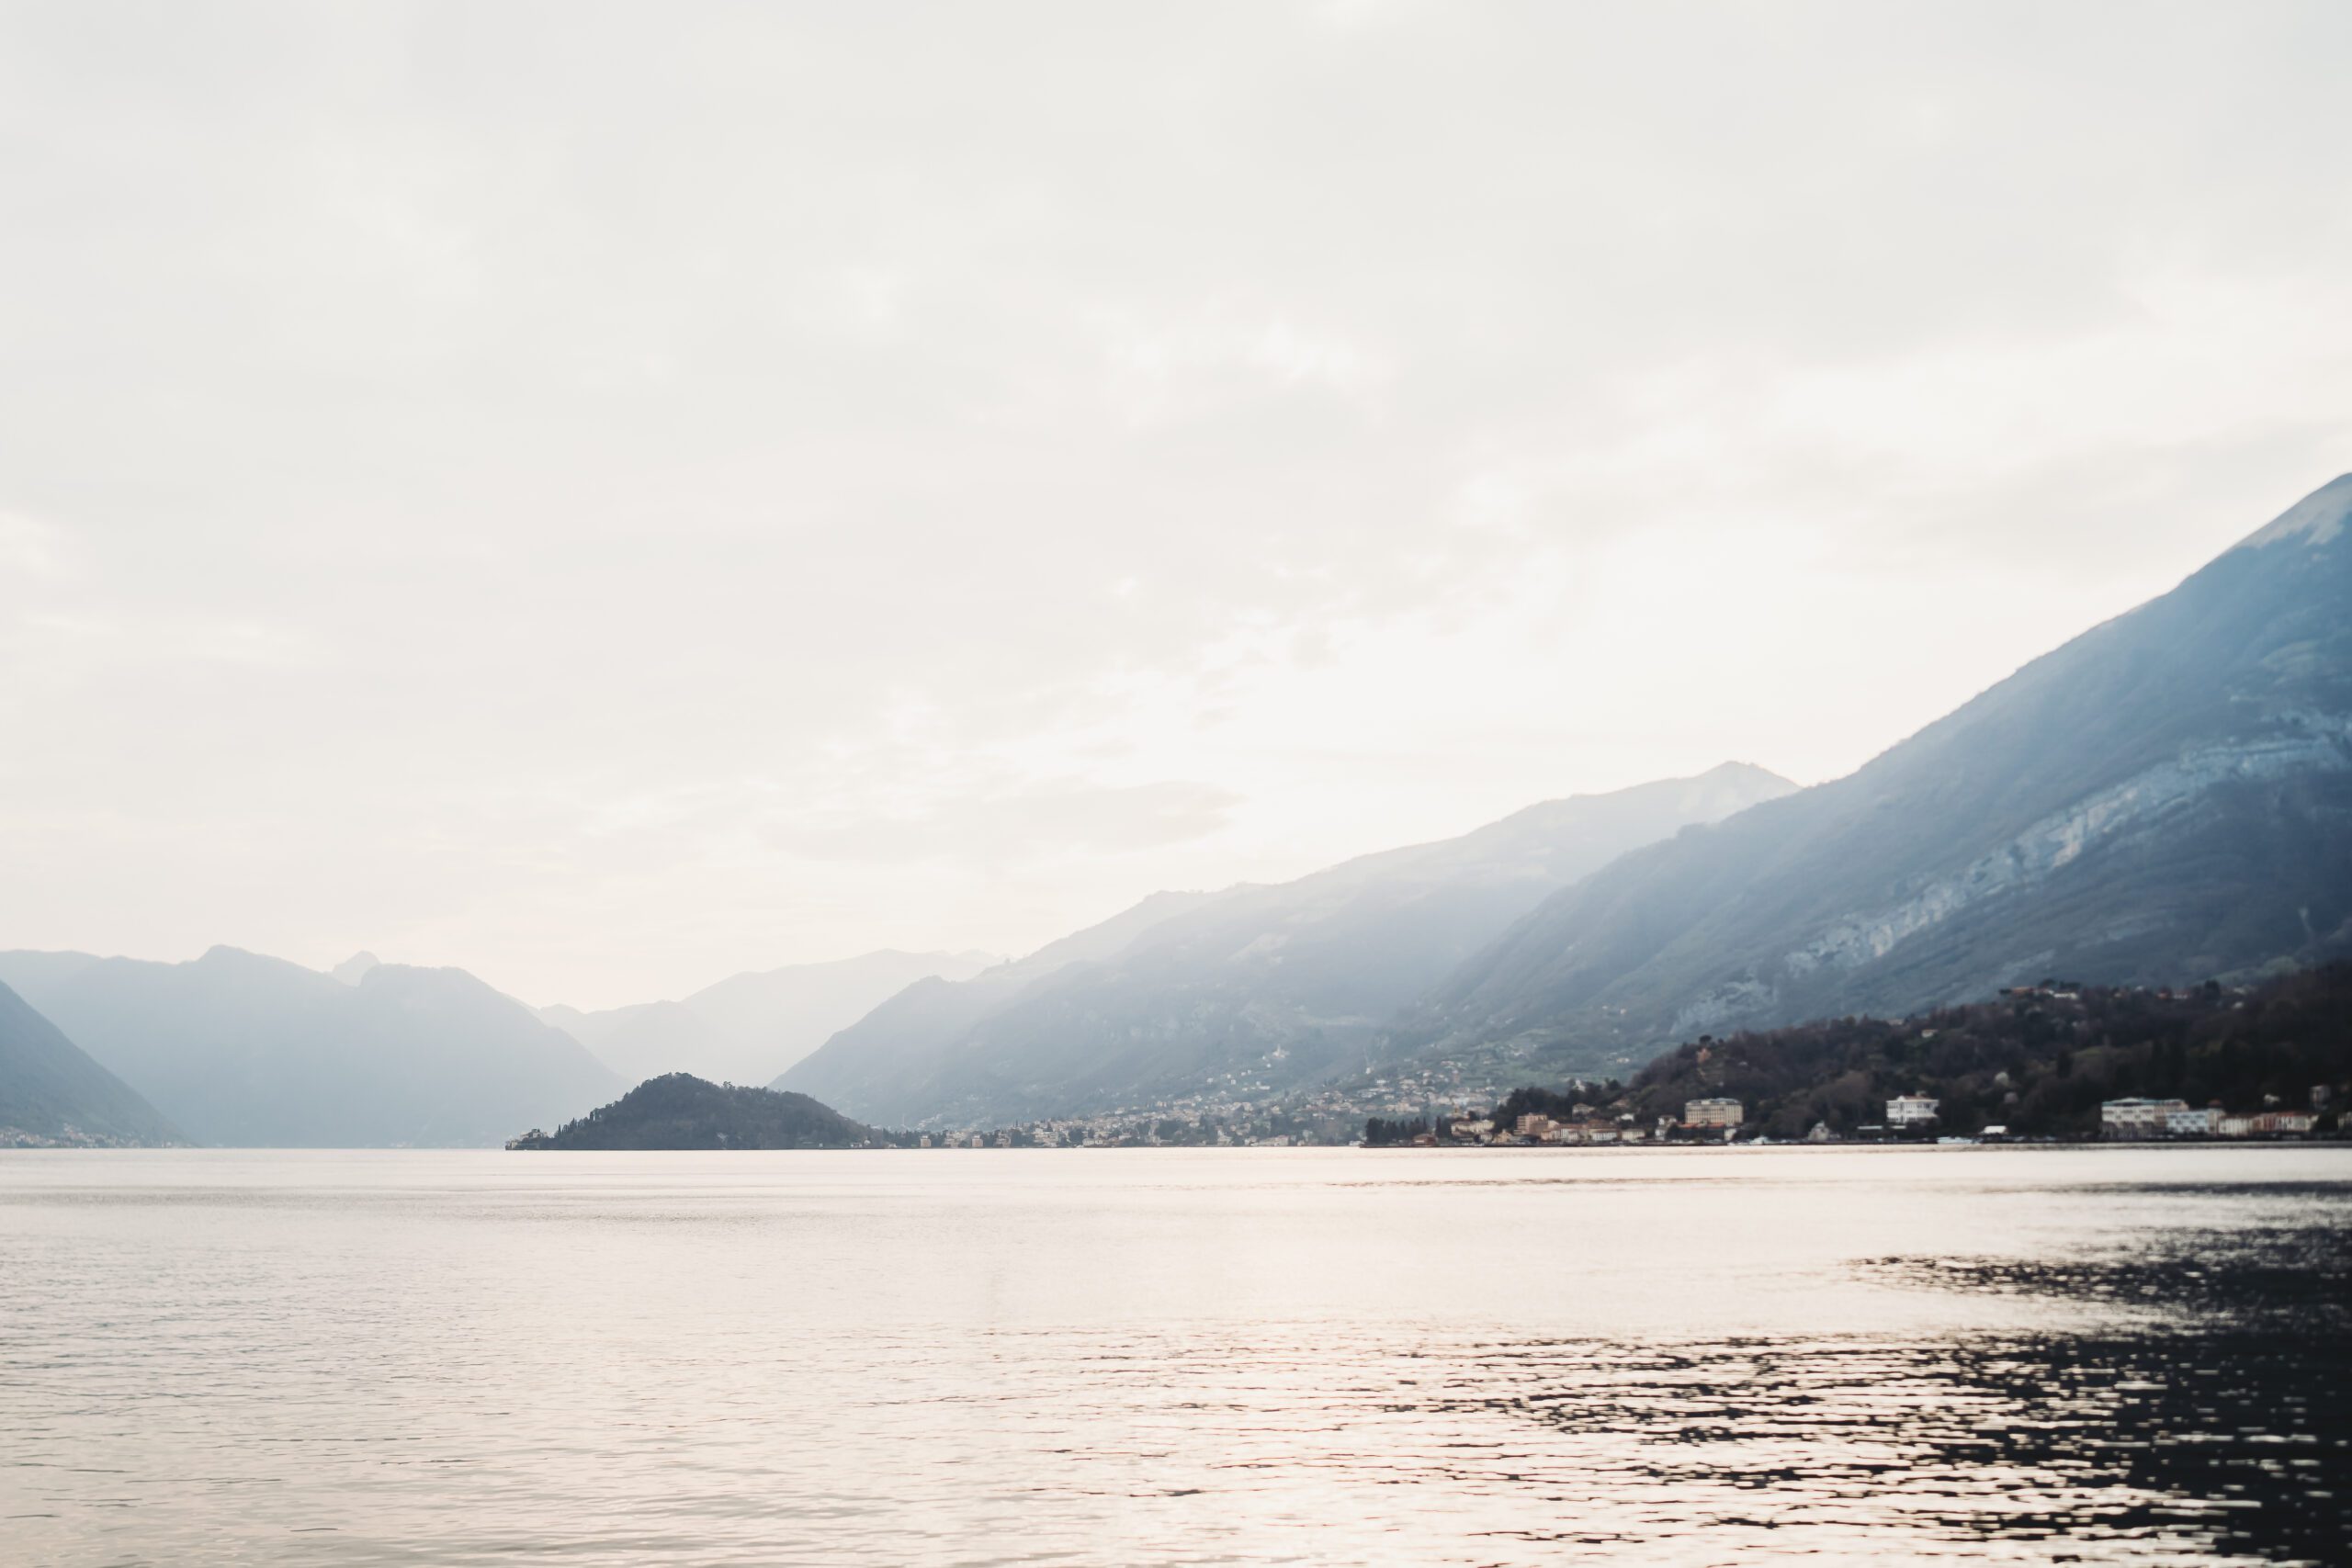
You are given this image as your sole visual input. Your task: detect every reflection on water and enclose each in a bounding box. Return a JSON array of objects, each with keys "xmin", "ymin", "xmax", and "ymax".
[
  {"xmin": 1433, "ymin": 1328, "xmax": 2344, "ymax": 1562},
  {"xmin": 1, "ymin": 1147, "xmax": 2346, "ymax": 1565}
]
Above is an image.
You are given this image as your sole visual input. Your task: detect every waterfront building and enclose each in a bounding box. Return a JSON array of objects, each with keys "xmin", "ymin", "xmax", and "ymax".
[
  {"xmin": 2164, "ymin": 1106, "xmax": 2221, "ymax": 1136},
  {"xmin": 2101, "ymin": 1098, "xmax": 2190, "ymax": 1138},
  {"xmin": 1684, "ymin": 1098, "xmax": 1743, "ymax": 1128}
]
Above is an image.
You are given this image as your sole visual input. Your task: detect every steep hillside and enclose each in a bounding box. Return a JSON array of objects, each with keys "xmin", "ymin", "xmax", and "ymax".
[
  {"xmin": 1402, "ymin": 476, "xmax": 2352, "ymax": 1079},
  {"xmin": 510, "ymin": 1073, "xmax": 889, "ymax": 1150},
  {"xmin": 1515, "ymin": 964, "xmax": 2350, "ymax": 1142},
  {"xmin": 548, "ymin": 948, "xmax": 995, "ymax": 1088},
  {"xmin": 0, "ymin": 947, "xmax": 617, "ymax": 1146},
  {"xmin": 785, "ymin": 765, "xmax": 1793, "ymax": 1125},
  {"xmin": 0, "ymin": 979, "xmax": 184, "ymax": 1146},
  {"xmin": 776, "ymin": 890, "xmax": 1222, "ymax": 1122}
]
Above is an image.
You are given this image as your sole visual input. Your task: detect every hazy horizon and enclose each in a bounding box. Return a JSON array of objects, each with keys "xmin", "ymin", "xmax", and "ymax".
[{"xmin": 5, "ymin": 2, "xmax": 2349, "ymax": 1007}]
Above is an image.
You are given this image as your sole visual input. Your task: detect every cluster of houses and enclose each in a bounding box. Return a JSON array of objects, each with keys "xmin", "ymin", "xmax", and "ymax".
[
  {"xmin": 1462, "ymin": 1095, "xmax": 1945, "ymax": 1145},
  {"xmin": 2098, "ymin": 1096, "xmax": 2322, "ymax": 1140},
  {"xmin": 1432, "ymin": 1098, "xmax": 1746, "ymax": 1145},
  {"xmin": 1497, "ymin": 1113, "xmax": 1655, "ymax": 1145}
]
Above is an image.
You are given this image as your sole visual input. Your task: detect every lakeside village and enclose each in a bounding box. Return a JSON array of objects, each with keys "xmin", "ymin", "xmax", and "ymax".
[
  {"xmin": 899, "ymin": 1087, "xmax": 2332, "ymax": 1151},
  {"xmin": 894, "ymin": 974, "xmax": 2351, "ymax": 1149},
  {"xmin": 1363, "ymin": 1089, "xmax": 2330, "ymax": 1147},
  {"xmin": 890, "ymin": 1085, "xmax": 2333, "ymax": 1151}
]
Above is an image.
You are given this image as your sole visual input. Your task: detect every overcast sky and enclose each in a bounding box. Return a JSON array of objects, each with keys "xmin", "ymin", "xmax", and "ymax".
[{"xmin": 3, "ymin": 2, "xmax": 2348, "ymax": 1008}]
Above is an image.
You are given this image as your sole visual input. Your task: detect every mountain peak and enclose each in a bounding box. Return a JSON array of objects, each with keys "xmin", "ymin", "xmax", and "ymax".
[
  {"xmin": 2234, "ymin": 473, "xmax": 2352, "ymax": 552},
  {"xmin": 331, "ymin": 952, "xmax": 380, "ymax": 987},
  {"xmin": 1696, "ymin": 760, "xmax": 1795, "ymax": 789}
]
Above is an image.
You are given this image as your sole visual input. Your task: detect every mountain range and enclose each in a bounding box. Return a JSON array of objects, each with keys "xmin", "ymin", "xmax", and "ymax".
[
  {"xmin": 780, "ymin": 764, "xmax": 1795, "ymax": 1124},
  {"xmin": 0, "ymin": 947, "xmax": 617, "ymax": 1146},
  {"xmin": 1390, "ymin": 474, "xmax": 2352, "ymax": 1080},
  {"xmin": 782, "ymin": 473, "xmax": 2352, "ymax": 1125},
  {"xmin": 6, "ymin": 475, "xmax": 2344, "ymax": 1145}
]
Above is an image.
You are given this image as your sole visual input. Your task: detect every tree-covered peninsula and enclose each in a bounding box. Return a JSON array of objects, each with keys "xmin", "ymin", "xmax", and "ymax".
[{"xmin": 509, "ymin": 1073, "xmax": 899, "ymax": 1150}]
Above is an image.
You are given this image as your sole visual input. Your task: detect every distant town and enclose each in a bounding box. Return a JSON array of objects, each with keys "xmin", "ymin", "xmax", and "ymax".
[{"xmin": 872, "ymin": 1085, "xmax": 2333, "ymax": 1152}]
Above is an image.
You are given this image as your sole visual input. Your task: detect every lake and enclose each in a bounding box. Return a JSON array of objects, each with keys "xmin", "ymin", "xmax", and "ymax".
[{"xmin": 3, "ymin": 1145, "xmax": 2346, "ymax": 1565}]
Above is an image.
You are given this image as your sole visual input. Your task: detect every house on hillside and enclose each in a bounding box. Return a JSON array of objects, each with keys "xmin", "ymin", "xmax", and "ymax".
[{"xmin": 1886, "ymin": 1095, "xmax": 1940, "ymax": 1129}]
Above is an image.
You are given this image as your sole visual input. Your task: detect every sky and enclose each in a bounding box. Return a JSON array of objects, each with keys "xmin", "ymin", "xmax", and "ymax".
[{"xmin": 3, "ymin": 1, "xmax": 2349, "ymax": 1009}]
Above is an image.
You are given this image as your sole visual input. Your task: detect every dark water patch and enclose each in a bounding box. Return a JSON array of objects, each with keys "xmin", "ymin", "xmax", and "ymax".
[
  {"xmin": 1860, "ymin": 1225, "xmax": 2352, "ymax": 1328},
  {"xmin": 1411, "ymin": 1331, "xmax": 2349, "ymax": 1563}
]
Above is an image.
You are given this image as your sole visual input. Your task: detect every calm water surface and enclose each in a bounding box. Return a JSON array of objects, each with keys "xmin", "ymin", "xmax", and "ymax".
[{"xmin": 3, "ymin": 1145, "xmax": 2346, "ymax": 1565}]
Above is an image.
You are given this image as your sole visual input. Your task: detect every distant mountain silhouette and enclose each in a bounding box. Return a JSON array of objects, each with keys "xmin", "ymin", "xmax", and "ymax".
[
  {"xmin": 0, "ymin": 979, "xmax": 183, "ymax": 1146},
  {"xmin": 542, "ymin": 948, "xmax": 997, "ymax": 1088},
  {"xmin": 776, "ymin": 892, "xmax": 1222, "ymax": 1119},
  {"xmin": 1396, "ymin": 475, "xmax": 2352, "ymax": 1079},
  {"xmin": 509, "ymin": 1073, "xmax": 885, "ymax": 1150},
  {"xmin": 0, "ymin": 947, "xmax": 617, "ymax": 1147},
  {"xmin": 780, "ymin": 766, "xmax": 1793, "ymax": 1123},
  {"xmin": 330, "ymin": 951, "xmax": 380, "ymax": 986}
]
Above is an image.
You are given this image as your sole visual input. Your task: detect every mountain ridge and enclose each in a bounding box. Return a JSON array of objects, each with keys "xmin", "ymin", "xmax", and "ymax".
[
  {"xmin": 0, "ymin": 945, "xmax": 617, "ymax": 1147},
  {"xmin": 781, "ymin": 762, "xmax": 1796, "ymax": 1124},
  {"xmin": 1391, "ymin": 474, "xmax": 2352, "ymax": 1078}
]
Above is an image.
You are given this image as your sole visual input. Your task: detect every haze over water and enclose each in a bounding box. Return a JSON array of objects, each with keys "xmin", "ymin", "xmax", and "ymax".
[{"xmin": 4, "ymin": 1145, "xmax": 2346, "ymax": 1566}]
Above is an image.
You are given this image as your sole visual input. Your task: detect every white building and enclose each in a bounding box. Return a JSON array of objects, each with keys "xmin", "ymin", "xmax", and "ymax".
[
  {"xmin": 1684, "ymin": 1098, "xmax": 1743, "ymax": 1128},
  {"xmin": 2102, "ymin": 1098, "xmax": 2190, "ymax": 1138},
  {"xmin": 2165, "ymin": 1106, "xmax": 2221, "ymax": 1136},
  {"xmin": 1886, "ymin": 1095, "xmax": 1940, "ymax": 1128}
]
